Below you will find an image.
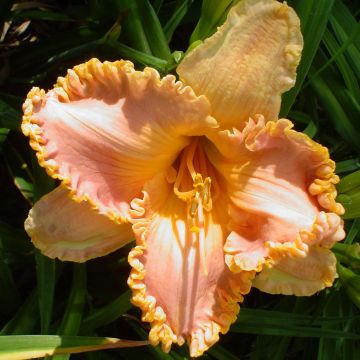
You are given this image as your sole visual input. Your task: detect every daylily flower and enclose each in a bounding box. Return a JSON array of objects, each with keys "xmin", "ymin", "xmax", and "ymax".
[{"xmin": 22, "ymin": 0, "xmax": 345, "ymax": 357}]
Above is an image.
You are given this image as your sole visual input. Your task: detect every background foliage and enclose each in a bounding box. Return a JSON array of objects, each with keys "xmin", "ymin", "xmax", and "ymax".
[{"xmin": 0, "ymin": 0, "xmax": 360, "ymax": 359}]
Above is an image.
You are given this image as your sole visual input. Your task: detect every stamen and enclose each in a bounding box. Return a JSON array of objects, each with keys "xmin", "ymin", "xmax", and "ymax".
[
  {"xmin": 202, "ymin": 177, "xmax": 212, "ymax": 211},
  {"xmin": 186, "ymin": 139, "xmax": 198, "ymax": 181},
  {"xmin": 173, "ymin": 149, "xmax": 195, "ymax": 201},
  {"xmin": 196, "ymin": 194, "xmax": 208, "ymax": 276},
  {"xmin": 189, "ymin": 198, "xmax": 198, "ymax": 217},
  {"xmin": 196, "ymin": 143, "xmax": 208, "ymax": 176},
  {"xmin": 187, "ymin": 175, "xmax": 212, "ymax": 276},
  {"xmin": 172, "ymin": 140, "xmax": 214, "ymax": 276}
]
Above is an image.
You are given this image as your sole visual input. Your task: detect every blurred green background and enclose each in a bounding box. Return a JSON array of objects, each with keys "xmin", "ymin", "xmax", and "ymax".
[{"xmin": 0, "ymin": 0, "xmax": 360, "ymax": 359}]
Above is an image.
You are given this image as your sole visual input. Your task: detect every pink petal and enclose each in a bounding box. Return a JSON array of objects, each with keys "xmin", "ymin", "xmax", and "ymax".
[
  {"xmin": 253, "ymin": 246, "xmax": 338, "ymax": 296},
  {"xmin": 25, "ymin": 187, "xmax": 133, "ymax": 262},
  {"xmin": 205, "ymin": 116, "xmax": 345, "ymax": 292},
  {"xmin": 127, "ymin": 172, "xmax": 254, "ymax": 357},
  {"xmin": 22, "ymin": 59, "xmax": 217, "ymax": 221},
  {"xmin": 177, "ymin": 0, "xmax": 303, "ymax": 129}
]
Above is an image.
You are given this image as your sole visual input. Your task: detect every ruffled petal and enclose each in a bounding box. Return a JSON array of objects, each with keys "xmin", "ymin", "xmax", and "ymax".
[
  {"xmin": 22, "ymin": 59, "xmax": 217, "ymax": 221},
  {"xmin": 25, "ymin": 186, "xmax": 133, "ymax": 262},
  {"xmin": 127, "ymin": 173, "xmax": 254, "ymax": 357},
  {"xmin": 177, "ymin": 0, "xmax": 303, "ymax": 129},
  {"xmin": 252, "ymin": 246, "xmax": 337, "ymax": 296},
  {"xmin": 205, "ymin": 117, "xmax": 345, "ymax": 281}
]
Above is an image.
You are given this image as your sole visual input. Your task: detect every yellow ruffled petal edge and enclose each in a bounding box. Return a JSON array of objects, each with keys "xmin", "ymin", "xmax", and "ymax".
[
  {"xmin": 177, "ymin": 0, "xmax": 303, "ymax": 128},
  {"xmin": 253, "ymin": 245, "xmax": 337, "ymax": 296},
  {"xmin": 226, "ymin": 210, "xmax": 345, "ymax": 274},
  {"xmin": 224, "ymin": 117, "xmax": 345, "ymax": 278},
  {"xmin": 127, "ymin": 192, "xmax": 254, "ymax": 357},
  {"xmin": 22, "ymin": 58, "xmax": 212, "ymax": 224},
  {"xmin": 238, "ymin": 117, "xmax": 344, "ymax": 220},
  {"xmin": 127, "ymin": 194, "xmax": 176, "ymax": 352},
  {"xmin": 259, "ymin": 213, "xmax": 344, "ymax": 295},
  {"xmin": 243, "ymin": 117, "xmax": 345, "ymax": 216}
]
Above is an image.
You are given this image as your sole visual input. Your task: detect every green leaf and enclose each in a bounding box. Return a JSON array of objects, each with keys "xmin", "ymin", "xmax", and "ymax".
[
  {"xmin": 0, "ymin": 291, "xmax": 38, "ymax": 335},
  {"xmin": 281, "ymin": 0, "xmax": 335, "ymax": 116},
  {"xmin": 52, "ymin": 264, "xmax": 87, "ymax": 360},
  {"xmin": 163, "ymin": 0, "xmax": 194, "ymax": 43},
  {"xmin": 344, "ymin": 218, "xmax": 360, "ymax": 245},
  {"xmin": 0, "ymin": 220, "xmax": 31, "ymax": 255},
  {"xmin": 337, "ymin": 193, "xmax": 360, "ymax": 219},
  {"xmin": 336, "ymin": 159, "xmax": 360, "ymax": 174},
  {"xmin": 337, "ymin": 169, "xmax": 360, "ymax": 194},
  {"xmin": 0, "ymin": 252, "xmax": 21, "ymax": 315},
  {"xmin": 290, "ymin": 110, "xmax": 318, "ymax": 138},
  {"xmin": 189, "ymin": 0, "xmax": 233, "ymax": 43},
  {"xmin": 238, "ymin": 308, "xmax": 357, "ymax": 327},
  {"xmin": 337, "ymin": 170, "xmax": 360, "ymax": 219},
  {"xmin": 337, "ymin": 263, "xmax": 360, "ymax": 310},
  {"xmin": 316, "ymin": 290, "xmax": 355, "ymax": 360},
  {"xmin": 102, "ymin": 40, "xmax": 168, "ymax": 71},
  {"xmin": 2, "ymin": 142, "xmax": 35, "ymax": 204},
  {"xmin": 310, "ymin": 70, "xmax": 360, "ymax": 152},
  {"xmin": 320, "ymin": 28, "xmax": 360, "ymax": 98},
  {"xmin": 0, "ymin": 99, "xmax": 21, "ymax": 130},
  {"xmin": 333, "ymin": 242, "xmax": 360, "ymax": 268},
  {"xmin": 81, "ymin": 290, "xmax": 131, "ymax": 333},
  {"xmin": 31, "ymin": 154, "xmax": 55, "ymax": 201},
  {"xmin": 134, "ymin": 0, "xmax": 172, "ymax": 60},
  {"xmin": 330, "ymin": 0, "xmax": 360, "ymax": 79},
  {"xmin": 45, "ymin": 40, "xmax": 103, "ymax": 68},
  {"xmin": 208, "ymin": 345, "xmax": 241, "ymax": 360},
  {"xmin": 231, "ymin": 322, "xmax": 360, "ymax": 339},
  {"xmin": 127, "ymin": 324, "xmax": 175, "ymax": 360},
  {"xmin": 57, "ymin": 264, "xmax": 87, "ymax": 335},
  {"xmin": 153, "ymin": 0, "xmax": 164, "ymax": 13},
  {"xmin": 0, "ymin": 335, "xmax": 149, "ymax": 360},
  {"xmin": 122, "ymin": 2, "xmax": 152, "ymax": 55},
  {"xmin": 0, "ymin": 128, "xmax": 9, "ymax": 145},
  {"xmin": 11, "ymin": 10, "xmax": 75, "ymax": 22},
  {"xmin": 35, "ymin": 250, "xmax": 56, "ymax": 334},
  {"xmin": 7, "ymin": 27, "xmax": 98, "ymax": 71}
]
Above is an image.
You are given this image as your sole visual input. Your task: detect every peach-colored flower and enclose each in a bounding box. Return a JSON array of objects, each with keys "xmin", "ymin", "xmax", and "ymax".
[{"xmin": 22, "ymin": 0, "xmax": 345, "ymax": 357}]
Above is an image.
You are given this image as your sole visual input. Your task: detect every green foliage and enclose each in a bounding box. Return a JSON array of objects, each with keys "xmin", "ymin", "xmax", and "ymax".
[{"xmin": 0, "ymin": 0, "xmax": 359, "ymax": 359}]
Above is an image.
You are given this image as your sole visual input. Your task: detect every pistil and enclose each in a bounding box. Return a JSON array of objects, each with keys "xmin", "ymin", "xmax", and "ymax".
[{"xmin": 173, "ymin": 141, "xmax": 213, "ymax": 276}]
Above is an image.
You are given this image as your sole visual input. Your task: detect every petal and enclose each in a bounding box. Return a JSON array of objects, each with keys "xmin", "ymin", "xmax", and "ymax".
[
  {"xmin": 177, "ymin": 0, "xmax": 303, "ymax": 129},
  {"xmin": 25, "ymin": 186, "xmax": 133, "ymax": 262},
  {"xmin": 22, "ymin": 59, "xmax": 217, "ymax": 221},
  {"xmin": 252, "ymin": 246, "xmax": 338, "ymax": 296},
  {"xmin": 205, "ymin": 117, "xmax": 345, "ymax": 276},
  {"xmin": 127, "ymin": 173, "xmax": 254, "ymax": 357}
]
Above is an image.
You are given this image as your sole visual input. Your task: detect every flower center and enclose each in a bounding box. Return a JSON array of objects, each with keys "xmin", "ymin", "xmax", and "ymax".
[{"xmin": 173, "ymin": 139, "xmax": 215, "ymax": 275}]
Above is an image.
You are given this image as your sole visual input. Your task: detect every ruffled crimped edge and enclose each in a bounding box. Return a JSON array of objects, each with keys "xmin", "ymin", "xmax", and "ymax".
[
  {"xmin": 260, "ymin": 212, "xmax": 344, "ymax": 295},
  {"xmin": 253, "ymin": 245, "xmax": 338, "ymax": 296},
  {"xmin": 127, "ymin": 193, "xmax": 177, "ymax": 353},
  {"xmin": 177, "ymin": 0, "xmax": 303, "ymax": 129},
  {"xmin": 21, "ymin": 58, "xmax": 214, "ymax": 224},
  {"xmin": 224, "ymin": 117, "xmax": 345, "ymax": 275},
  {"xmin": 225, "ymin": 213, "xmax": 343, "ymax": 277},
  {"xmin": 227, "ymin": 0, "xmax": 303, "ymax": 93},
  {"xmin": 191, "ymin": 269, "xmax": 255, "ymax": 357},
  {"xmin": 127, "ymin": 191, "xmax": 254, "ymax": 357},
  {"xmin": 243, "ymin": 117, "xmax": 345, "ymax": 216},
  {"xmin": 266, "ymin": 209, "xmax": 345, "ymax": 259}
]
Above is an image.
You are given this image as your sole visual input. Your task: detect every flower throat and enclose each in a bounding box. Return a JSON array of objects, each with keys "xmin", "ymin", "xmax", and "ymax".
[{"xmin": 173, "ymin": 139, "xmax": 215, "ymax": 275}]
